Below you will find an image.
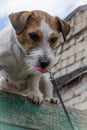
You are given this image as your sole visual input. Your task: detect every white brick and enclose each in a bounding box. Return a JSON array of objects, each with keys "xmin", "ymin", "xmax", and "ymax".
[
  {"xmin": 73, "ymin": 19, "xmax": 87, "ymax": 35},
  {"xmin": 61, "ymin": 51, "xmax": 68, "ymax": 60},
  {"xmin": 62, "ymin": 89, "xmax": 74, "ymax": 102},
  {"xmin": 56, "ymin": 46, "xmax": 62, "ymax": 55},
  {"xmin": 67, "ymin": 61, "xmax": 82, "ymax": 73},
  {"xmin": 62, "ymin": 59, "xmax": 68, "ymax": 68},
  {"xmin": 82, "ymin": 10, "xmax": 87, "ymax": 19},
  {"xmin": 76, "ymin": 35, "xmax": 84, "ymax": 43},
  {"xmin": 60, "ymin": 68, "xmax": 67, "ymax": 76},
  {"xmin": 84, "ymin": 37, "xmax": 87, "ymax": 41},
  {"xmin": 75, "ymin": 12, "xmax": 82, "ymax": 24},
  {"xmin": 52, "ymin": 55, "xmax": 61, "ymax": 66},
  {"xmin": 66, "ymin": 28, "xmax": 73, "ymax": 40},
  {"xmin": 55, "ymin": 61, "xmax": 62, "ymax": 71},
  {"xmin": 80, "ymin": 19, "xmax": 87, "ymax": 30},
  {"xmin": 75, "ymin": 43, "xmax": 82, "ymax": 53},
  {"xmin": 83, "ymin": 49, "xmax": 87, "ymax": 58},
  {"xmin": 63, "ymin": 42, "xmax": 70, "ymax": 51},
  {"xmin": 83, "ymin": 58, "xmax": 87, "ymax": 65},
  {"xmin": 83, "ymin": 29, "xmax": 87, "ymax": 38},
  {"xmin": 69, "ymin": 38, "xmax": 75, "ymax": 46},
  {"xmin": 54, "ymin": 71, "xmax": 61, "ymax": 78},
  {"xmin": 61, "ymin": 46, "xmax": 75, "ymax": 60},
  {"xmin": 51, "ymin": 66, "xmax": 56, "ymax": 74},
  {"xmin": 65, "ymin": 91, "xmax": 87, "ymax": 105},
  {"xmin": 68, "ymin": 55, "xmax": 75, "ymax": 65},
  {"xmin": 70, "ymin": 16, "xmax": 74, "ymax": 28},
  {"xmin": 75, "ymin": 41, "xmax": 87, "ymax": 53},
  {"xmin": 67, "ymin": 45, "xmax": 75, "ymax": 56},
  {"xmin": 74, "ymin": 101, "xmax": 87, "ymax": 110},
  {"xmin": 76, "ymin": 51, "xmax": 83, "ymax": 61},
  {"xmin": 74, "ymin": 82, "xmax": 87, "ymax": 96}
]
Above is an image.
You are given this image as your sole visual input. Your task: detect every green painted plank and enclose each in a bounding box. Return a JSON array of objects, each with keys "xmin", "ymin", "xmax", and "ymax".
[
  {"xmin": 0, "ymin": 123, "xmax": 28, "ymax": 130},
  {"xmin": 0, "ymin": 91, "xmax": 87, "ymax": 130}
]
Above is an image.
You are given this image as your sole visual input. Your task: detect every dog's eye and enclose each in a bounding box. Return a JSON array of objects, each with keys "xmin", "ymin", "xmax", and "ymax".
[
  {"xmin": 49, "ymin": 37, "xmax": 58, "ymax": 44},
  {"xmin": 29, "ymin": 32, "xmax": 39, "ymax": 42}
]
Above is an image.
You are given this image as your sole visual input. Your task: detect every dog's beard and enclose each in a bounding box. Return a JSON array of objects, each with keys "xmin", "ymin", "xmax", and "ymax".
[
  {"xmin": 25, "ymin": 49, "xmax": 54, "ymax": 75},
  {"xmin": 25, "ymin": 49, "xmax": 43, "ymax": 74}
]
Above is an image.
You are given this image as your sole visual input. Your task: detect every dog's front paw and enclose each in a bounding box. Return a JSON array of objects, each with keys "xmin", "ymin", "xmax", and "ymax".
[
  {"xmin": 28, "ymin": 91, "xmax": 43, "ymax": 104},
  {"xmin": 45, "ymin": 97, "xmax": 58, "ymax": 104}
]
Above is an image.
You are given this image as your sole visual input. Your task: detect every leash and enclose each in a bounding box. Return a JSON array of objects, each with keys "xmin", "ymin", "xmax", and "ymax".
[{"xmin": 49, "ymin": 70, "xmax": 75, "ymax": 130}]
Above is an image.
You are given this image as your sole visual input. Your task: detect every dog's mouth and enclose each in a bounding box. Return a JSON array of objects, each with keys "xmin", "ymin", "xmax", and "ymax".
[{"xmin": 35, "ymin": 67, "xmax": 48, "ymax": 73}]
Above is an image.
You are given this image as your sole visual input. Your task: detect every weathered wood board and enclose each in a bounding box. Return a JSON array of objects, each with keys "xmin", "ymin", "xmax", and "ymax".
[{"xmin": 0, "ymin": 91, "xmax": 87, "ymax": 130}]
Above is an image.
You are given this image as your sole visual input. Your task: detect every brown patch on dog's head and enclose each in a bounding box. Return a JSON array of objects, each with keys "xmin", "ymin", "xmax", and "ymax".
[
  {"xmin": 9, "ymin": 11, "xmax": 32, "ymax": 35},
  {"xmin": 9, "ymin": 10, "xmax": 70, "ymax": 51}
]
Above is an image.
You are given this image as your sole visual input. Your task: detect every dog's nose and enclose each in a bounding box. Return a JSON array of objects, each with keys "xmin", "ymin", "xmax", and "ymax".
[{"xmin": 39, "ymin": 58, "xmax": 50, "ymax": 69}]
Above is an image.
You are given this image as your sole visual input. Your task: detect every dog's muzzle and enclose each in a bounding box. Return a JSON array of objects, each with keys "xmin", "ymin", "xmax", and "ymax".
[
  {"xmin": 35, "ymin": 56, "xmax": 51, "ymax": 74},
  {"xmin": 39, "ymin": 57, "xmax": 50, "ymax": 69}
]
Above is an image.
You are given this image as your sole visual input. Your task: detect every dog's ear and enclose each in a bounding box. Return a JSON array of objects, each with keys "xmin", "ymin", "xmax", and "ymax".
[
  {"xmin": 56, "ymin": 17, "xmax": 70, "ymax": 41},
  {"xmin": 9, "ymin": 11, "xmax": 31, "ymax": 35}
]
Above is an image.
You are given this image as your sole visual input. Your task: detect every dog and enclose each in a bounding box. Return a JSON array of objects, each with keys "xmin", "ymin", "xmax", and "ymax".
[{"xmin": 0, "ymin": 10, "xmax": 70, "ymax": 104}]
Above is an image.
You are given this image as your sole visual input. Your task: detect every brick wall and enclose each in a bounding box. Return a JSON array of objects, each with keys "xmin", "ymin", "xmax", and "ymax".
[
  {"xmin": 51, "ymin": 10, "xmax": 87, "ymax": 78},
  {"xmin": 51, "ymin": 8, "xmax": 87, "ymax": 110},
  {"xmin": 58, "ymin": 73, "xmax": 87, "ymax": 110}
]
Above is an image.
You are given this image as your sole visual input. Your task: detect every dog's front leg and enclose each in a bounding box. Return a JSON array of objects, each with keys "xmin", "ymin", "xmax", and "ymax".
[
  {"xmin": 40, "ymin": 73, "xmax": 58, "ymax": 104},
  {"xmin": 27, "ymin": 74, "xmax": 43, "ymax": 104},
  {"xmin": 40, "ymin": 73, "xmax": 53, "ymax": 101}
]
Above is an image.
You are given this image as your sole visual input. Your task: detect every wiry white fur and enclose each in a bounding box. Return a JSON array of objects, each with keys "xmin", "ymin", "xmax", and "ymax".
[
  {"xmin": 0, "ymin": 21, "xmax": 55, "ymax": 104},
  {"xmin": 40, "ymin": 19, "xmax": 53, "ymax": 38}
]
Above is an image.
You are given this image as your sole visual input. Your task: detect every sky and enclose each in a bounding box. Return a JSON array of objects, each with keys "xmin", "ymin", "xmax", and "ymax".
[{"xmin": 0, "ymin": 0, "xmax": 87, "ymax": 30}]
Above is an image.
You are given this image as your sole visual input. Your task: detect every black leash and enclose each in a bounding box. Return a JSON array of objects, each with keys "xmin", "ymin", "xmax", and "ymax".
[{"xmin": 49, "ymin": 71, "xmax": 75, "ymax": 130}]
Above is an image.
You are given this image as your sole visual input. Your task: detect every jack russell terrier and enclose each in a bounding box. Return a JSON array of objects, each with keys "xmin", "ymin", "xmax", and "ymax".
[{"xmin": 0, "ymin": 10, "xmax": 70, "ymax": 104}]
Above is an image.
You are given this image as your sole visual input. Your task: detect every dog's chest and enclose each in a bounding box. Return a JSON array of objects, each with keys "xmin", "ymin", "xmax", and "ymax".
[{"xmin": 5, "ymin": 58, "xmax": 29, "ymax": 80}]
